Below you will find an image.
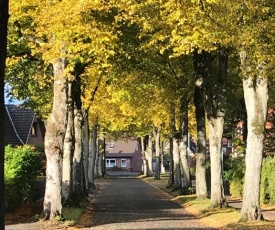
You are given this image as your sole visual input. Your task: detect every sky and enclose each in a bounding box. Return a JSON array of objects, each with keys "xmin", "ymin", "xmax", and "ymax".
[{"xmin": 4, "ymin": 84, "xmax": 24, "ymax": 105}]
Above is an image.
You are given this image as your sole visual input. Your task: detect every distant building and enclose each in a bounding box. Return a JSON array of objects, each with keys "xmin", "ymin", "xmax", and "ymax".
[
  {"xmin": 4, "ymin": 105, "xmax": 45, "ymax": 147},
  {"xmin": 105, "ymin": 139, "xmax": 142, "ymax": 172}
]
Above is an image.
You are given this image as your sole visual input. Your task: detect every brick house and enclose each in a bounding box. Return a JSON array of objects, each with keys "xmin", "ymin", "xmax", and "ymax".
[
  {"xmin": 105, "ymin": 139, "xmax": 142, "ymax": 172},
  {"xmin": 4, "ymin": 105, "xmax": 45, "ymax": 147}
]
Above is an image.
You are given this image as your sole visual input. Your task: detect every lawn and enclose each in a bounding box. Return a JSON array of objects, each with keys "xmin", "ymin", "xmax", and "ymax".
[{"xmin": 143, "ymin": 174, "xmax": 275, "ymax": 229}]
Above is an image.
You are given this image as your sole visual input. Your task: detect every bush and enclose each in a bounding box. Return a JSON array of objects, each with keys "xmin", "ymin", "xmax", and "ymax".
[
  {"xmin": 261, "ymin": 157, "xmax": 275, "ymax": 204},
  {"xmin": 224, "ymin": 156, "xmax": 245, "ymax": 197},
  {"xmin": 5, "ymin": 145, "xmax": 44, "ymax": 210}
]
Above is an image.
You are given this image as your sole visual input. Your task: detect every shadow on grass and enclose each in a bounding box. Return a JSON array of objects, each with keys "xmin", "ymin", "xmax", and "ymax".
[
  {"xmin": 201, "ymin": 207, "xmax": 237, "ymax": 218},
  {"xmin": 226, "ymin": 221, "xmax": 275, "ymax": 230}
]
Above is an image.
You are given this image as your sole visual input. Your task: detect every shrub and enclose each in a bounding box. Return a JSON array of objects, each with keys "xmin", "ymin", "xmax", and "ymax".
[
  {"xmin": 224, "ymin": 156, "xmax": 245, "ymax": 197},
  {"xmin": 260, "ymin": 157, "xmax": 275, "ymax": 204},
  {"xmin": 5, "ymin": 145, "xmax": 44, "ymax": 210}
]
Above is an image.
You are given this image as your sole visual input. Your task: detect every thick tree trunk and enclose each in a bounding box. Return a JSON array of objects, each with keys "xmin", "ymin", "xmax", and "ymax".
[
  {"xmin": 209, "ymin": 117, "xmax": 226, "ymax": 208},
  {"xmin": 179, "ymin": 139, "xmax": 190, "ymax": 189},
  {"xmin": 0, "ymin": 0, "xmax": 8, "ymax": 227},
  {"xmin": 153, "ymin": 126, "xmax": 161, "ymax": 180},
  {"xmin": 88, "ymin": 124, "xmax": 97, "ymax": 192},
  {"xmin": 179, "ymin": 98, "xmax": 191, "ymax": 189},
  {"xmin": 193, "ymin": 50, "xmax": 207, "ymax": 199},
  {"xmin": 240, "ymin": 50, "xmax": 268, "ymax": 221},
  {"xmin": 205, "ymin": 48, "xmax": 228, "ymax": 208},
  {"xmin": 173, "ymin": 137, "xmax": 181, "ymax": 187},
  {"xmin": 72, "ymin": 105, "xmax": 84, "ymax": 196},
  {"xmin": 82, "ymin": 111, "xmax": 89, "ymax": 190},
  {"xmin": 62, "ymin": 82, "xmax": 74, "ymax": 199},
  {"xmin": 44, "ymin": 57, "xmax": 68, "ymax": 219}
]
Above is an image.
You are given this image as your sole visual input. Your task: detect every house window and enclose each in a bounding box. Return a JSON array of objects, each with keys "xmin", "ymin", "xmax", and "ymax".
[
  {"xmin": 121, "ymin": 159, "xmax": 127, "ymax": 168},
  {"xmin": 106, "ymin": 159, "xmax": 116, "ymax": 167},
  {"xmin": 31, "ymin": 122, "xmax": 38, "ymax": 136}
]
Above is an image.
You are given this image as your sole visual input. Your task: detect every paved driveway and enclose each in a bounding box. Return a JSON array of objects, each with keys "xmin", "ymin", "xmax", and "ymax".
[{"xmin": 84, "ymin": 173, "xmax": 216, "ymax": 230}]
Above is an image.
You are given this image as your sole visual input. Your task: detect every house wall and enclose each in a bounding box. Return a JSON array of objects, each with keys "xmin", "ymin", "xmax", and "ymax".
[
  {"xmin": 131, "ymin": 149, "xmax": 142, "ymax": 172},
  {"xmin": 27, "ymin": 117, "xmax": 44, "ymax": 146}
]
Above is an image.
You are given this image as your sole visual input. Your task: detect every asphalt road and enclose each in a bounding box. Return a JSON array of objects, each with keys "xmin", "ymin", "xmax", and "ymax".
[{"xmin": 85, "ymin": 172, "xmax": 216, "ymax": 230}]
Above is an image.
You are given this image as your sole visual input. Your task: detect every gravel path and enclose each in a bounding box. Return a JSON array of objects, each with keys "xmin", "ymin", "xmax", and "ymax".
[{"xmin": 84, "ymin": 173, "xmax": 216, "ymax": 230}]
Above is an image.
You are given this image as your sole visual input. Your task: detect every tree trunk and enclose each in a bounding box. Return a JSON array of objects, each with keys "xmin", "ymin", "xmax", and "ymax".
[
  {"xmin": 173, "ymin": 137, "xmax": 181, "ymax": 187},
  {"xmin": 168, "ymin": 138, "xmax": 174, "ymax": 186},
  {"xmin": 153, "ymin": 126, "xmax": 161, "ymax": 180},
  {"xmin": 88, "ymin": 124, "xmax": 97, "ymax": 192},
  {"xmin": 179, "ymin": 139, "xmax": 190, "ymax": 189},
  {"xmin": 72, "ymin": 105, "xmax": 84, "ymax": 196},
  {"xmin": 44, "ymin": 57, "xmax": 68, "ymax": 219},
  {"xmin": 193, "ymin": 49, "xmax": 207, "ymax": 199},
  {"xmin": 145, "ymin": 135, "xmax": 153, "ymax": 176},
  {"xmin": 62, "ymin": 82, "xmax": 74, "ymax": 199},
  {"xmin": 179, "ymin": 98, "xmax": 191, "ymax": 189},
  {"xmin": 92, "ymin": 126, "xmax": 99, "ymax": 178},
  {"xmin": 97, "ymin": 148, "xmax": 103, "ymax": 177},
  {"xmin": 82, "ymin": 110, "xmax": 89, "ymax": 190},
  {"xmin": 205, "ymin": 48, "xmax": 228, "ymax": 208},
  {"xmin": 141, "ymin": 136, "xmax": 148, "ymax": 176},
  {"xmin": 209, "ymin": 117, "xmax": 226, "ymax": 207},
  {"xmin": 160, "ymin": 142, "xmax": 166, "ymax": 174},
  {"xmin": 0, "ymin": 0, "xmax": 8, "ymax": 227},
  {"xmin": 240, "ymin": 50, "xmax": 268, "ymax": 221}
]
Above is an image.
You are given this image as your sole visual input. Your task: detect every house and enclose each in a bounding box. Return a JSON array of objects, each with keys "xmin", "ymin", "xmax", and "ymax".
[
  {"xmin": 105, "ymin": 139, "xmax": 142, "ymax": 172},
  {"xmin": 4, "ymin": 105, "xmax": 45, "ymax": 147}
]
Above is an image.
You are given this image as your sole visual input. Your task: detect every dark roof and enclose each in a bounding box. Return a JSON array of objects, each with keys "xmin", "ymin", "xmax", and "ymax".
[
  {"xmin": 105, "ymin": 140, "xmax": 140, "ymax": 157},
  {"xmin": 4, "ymin": 105, "xmax": 35, "ymax": 145}
]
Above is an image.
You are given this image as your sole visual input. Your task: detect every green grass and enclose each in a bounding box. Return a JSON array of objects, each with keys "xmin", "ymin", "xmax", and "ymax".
[{"xmin": 61, "ymin": 198, "xmax": 89, "ymax": 223}]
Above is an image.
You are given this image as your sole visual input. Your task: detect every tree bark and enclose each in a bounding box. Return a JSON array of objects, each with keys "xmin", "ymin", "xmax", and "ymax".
[
  {"xmin": 160, "ymin": 142, "xmax": 166, "ymax": 174},
  {"xmin": 72, "ymin": 105, "xmax": 84, "ymax": 196},
  {"xmin": 153, "ymin": 126, "xmax": 161, "ymax": 180},
  {"xmin": 179, "ymin": 139, "xmax": 190, "ymax": 189},
  {"xmin": 204, "ymin": 48, "xmax": 228, "ymax": 208},
  {"xmin": 208, "ymin": 117, "xmax": 226, "ymax": 208},
  {"xmin": 179, "ymin": 98, "xmax": 191, "ymax": 189},
  {"xmin": 97, "ymin": 147, "xmax": 103, "ymax": 177},
  {"xmin": 88, "ymin": 124, "xmax": 97, "ymax": 192},
  {"xmin": 193, "ymin": 49, "xmax": 207, "ymax": 199},
  {"xmin": 173, "ymin": 137, "xmax": 181, "ymax": 187},
  {"xmin": 62, "ymin": 82, "xmax": 74, "ymax": 199},
  {"xmin": 240, "ymin": 50, "xmax": 268, "ymax": 221},
  {"xmin": 141, "ymin": 136, "xmax": 148, "ymax": 176},
  {"xmin": 168, "ymin": 138, "xmax": 174, "ymax": 186},
  {"xmin": 89, "ymin": 124, "xmax": 98, "ymax": 180},
  {"xmin": 82, "ymin": 110, "xmax": 89, "ymax": 190},
  {"xmin": 0, "ymin": 0, "xmax": 8, "ymax": 227},
  {"xmin": 44, "ymin": 57, "xmax": 68, "ymax": 219},
  {"xmin": 145, "ymin": 135, "xmax": 153, "ymax": 176}
]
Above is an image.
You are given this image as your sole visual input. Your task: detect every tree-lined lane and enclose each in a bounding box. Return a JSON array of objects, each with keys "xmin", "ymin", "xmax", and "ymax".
[{"xmin": 85, "ymin": 174, "xmax": 216, "ymax": 230}]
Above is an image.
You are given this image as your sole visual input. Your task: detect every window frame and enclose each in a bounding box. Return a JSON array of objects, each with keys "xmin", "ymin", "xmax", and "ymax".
[
  {"xmin": 121, "ymin": 159, "xmax": 127, "ymax": 168},
  {"xmin": 106, "ymin": 159, "xmax": 116, "ymax": 167}
]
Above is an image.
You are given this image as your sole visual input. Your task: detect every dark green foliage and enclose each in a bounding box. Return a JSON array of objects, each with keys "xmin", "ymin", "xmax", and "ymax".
[
  {"xmin": 5, "ymin": 145, "xmax": 44, "ymax": 210},
  {"xmin": 224, "ymin": 156, "xmax": 245, "ymax": 197},
  {"xmin": 260, "ymin": 157, "xmax": 275, "ymax": 204},
  {"xmin": 264, "ymin": 110, "xmax": 275, "ymax": 156}
]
